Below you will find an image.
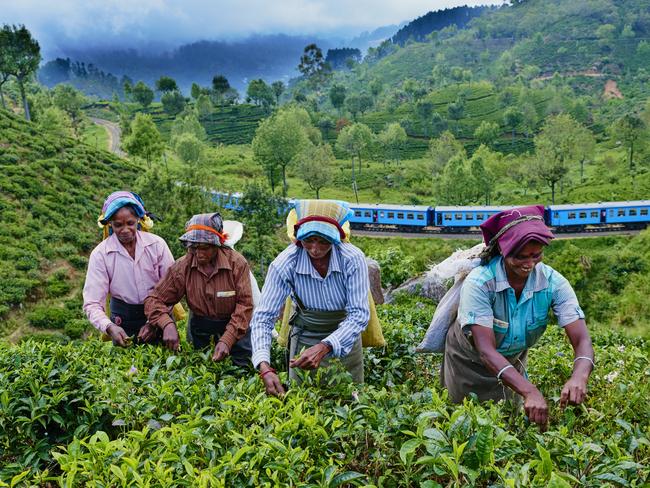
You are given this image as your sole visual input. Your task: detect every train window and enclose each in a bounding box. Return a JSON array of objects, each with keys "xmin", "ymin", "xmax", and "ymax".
[
  {"xmin": 455, "ymin": 213, "xmax": 462, "ymax": 220},
  {"xmin": 641, "ymin": 209, "xmax": 649, "ymax": 216},
  {"xmin": 609, "ymin": 210, "xmax": 614, "ymax": 216},
  {"xmin": 476, "ymin": 213, "xmax": 484, "ymax": 220},
  {"xmin": 629, "ymin": 209, "xmax": 637, "ymax": 216},
  {"xmin": 397, "ymin": 213, "xmax": 404, "ymax": 219},
  {"xmin": 579, "ymin": 212, "xmax": 587, "ymax": 219},
  {"xmin": 379, "ymin": 212, "xmax": 385, "ymax": 218},
  {"xmin": 465, "ymin": 214, "xmax": 473, "ymax": 220},
  {"xmin": 554, "ymin": 212, "xmax": 559, "ymax": 218},
  {"xmin": 354, "ymin": 211, "xmax": 362, "ymax": 217},
  {"xmin": 590, "ymin": 211, "xmax": 598, "ymax": 218},
  {"xmin": 417, "ymin": 214, "xmax": 424, "ymax": 220},
  {"xmin": 617, "ymin": 209, "xmax": 625, "ymax": 216},
  {"xmin": 364, "ymin": 211, "xmax": 371, "ymax": 217},
  {"xmin": 388, "ymin": 212, "xmax": 394, "ymax": 219},
  {"xmin": 568, "ymin": 213, "xmax": 576, "ymax": 219},
  {"xmin": 444, "ymin": 214, "xmax": 452, "ymax": 221},
  {"xmin": 407, "ymin": 213, "xmax": 414, "ymax": 219}
]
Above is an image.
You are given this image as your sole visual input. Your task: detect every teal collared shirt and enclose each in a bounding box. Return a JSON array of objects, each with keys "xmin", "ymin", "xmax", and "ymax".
[{"xmin": 458, "ymin": 256, "xmax": 585, "ymax": 356}]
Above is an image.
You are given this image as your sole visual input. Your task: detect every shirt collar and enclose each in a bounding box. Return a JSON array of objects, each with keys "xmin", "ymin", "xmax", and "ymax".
[
  {"xmin": 190, "ymin": 247, "xmax": 232, "ymax": 273},
  {"xmin": 296, "ymin": 244, "xmax": 342, "ymax": 278},
  {"xmin": 105, "ymin": 231, "xmax": 157, "ymax": 263},
  {"xmin": 493, "ymin": 256, "xmax": 548, "ymax": 295}
]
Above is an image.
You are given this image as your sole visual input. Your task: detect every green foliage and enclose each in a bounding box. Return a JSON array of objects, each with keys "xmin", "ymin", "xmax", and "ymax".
[
  {"xmin": 64, "ymin": 318, "xmax": 89, "ymax": 339},
  {"xmin": 131, "ymin": 81, "xmax": 154, "ymax": 108},
  {"xmin": 27, "ymin": 305, "xmax": 74, "ymax": 329},
  {"xmin": 160, "ymin": 90, "xmax": 185, "ymax": 116},
  {"xmin": 123, "ymin": 113, "xmax": 164, "ymax": 166}
]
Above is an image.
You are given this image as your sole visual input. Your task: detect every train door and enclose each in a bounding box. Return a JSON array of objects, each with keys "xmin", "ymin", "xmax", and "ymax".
[
  {"xmin": 436, "ymin": 212, "xmax": 442, "ymax": 226},
  {"xmin": 372, "ymin": 210, "xmax": 378, "ymax": 223},
  {"xmin": 600, "ymin": 209, "xmax": 606, "ymax": 223}
]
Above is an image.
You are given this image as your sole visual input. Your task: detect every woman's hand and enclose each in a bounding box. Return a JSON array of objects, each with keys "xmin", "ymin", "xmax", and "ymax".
[
  {"xmin": 259, "ymin": 362, "xmax": 285, "ymax": 397},
  {"xmin": 560, "ymin": 376, "xmax": 588, "ymax": 407},
  {"xmin": 523, "ymin": 389, "xmax": 549, "ymax": 431},
  {"xmin": 290, "ymin": 342, "xmax": 332, "ymax": 370},
  {"xmin": 137, "ymin": 323, "xmax": 158, "ymax": 343},
  {"xmin": 107, "ymin": 324, "xmax": 129, "ymax": 347},
  {"xmin": 162, "ymin": 323, "xmax": 180, "ymax": 351},
  {"xmin": 212, "ymin": 341, "xmax": 230, "ymax": 362}
]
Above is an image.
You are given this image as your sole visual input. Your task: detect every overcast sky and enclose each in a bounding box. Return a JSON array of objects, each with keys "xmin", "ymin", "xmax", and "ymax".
[{"xmin": 2, "ymin": 0, "xmax": 506, "ymax": 57}]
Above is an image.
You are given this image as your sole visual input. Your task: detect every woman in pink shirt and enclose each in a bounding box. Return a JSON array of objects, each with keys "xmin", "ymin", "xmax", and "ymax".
[{"xmin": 83, "ymin": 191, "xmax": 175, "ymax": 346}]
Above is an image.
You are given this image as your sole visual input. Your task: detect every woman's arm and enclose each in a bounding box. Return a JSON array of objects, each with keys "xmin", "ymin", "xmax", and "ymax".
[
  {"xmin": 560, "ymin": 319, "xmax": 594, "ymax": 407},
  {"xmin": 471, "ymin": 325, "xmax": 549, "ymax": 430}
]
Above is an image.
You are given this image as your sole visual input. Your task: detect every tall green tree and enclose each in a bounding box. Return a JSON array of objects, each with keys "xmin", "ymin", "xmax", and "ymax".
[
  {"xmin": 474, "ymin": 121, "xmax": 500, "ymax": 148},
  {"xmin": 503, "ymin": 107, "xmax": 523, "ymax": 145},
  {"xmin": 469, "ymin": 145, "xmax": 497, "ymax": 204},
  {"xmin": 378, "ymin": 122, "xmax": 407, "ymax": 165},
  {"xmin": 0, "ymin": 28, "xmax": 13, "ymax": 109},
  {"xmin": 212, "ymin": 74, "xmax": 230, "ymax": 104},
  {"xmin": 336, "ymin": 123, "xmax": 373, "ymax": 202},
  {"xmin": 52, "ymin": 84, "xmax": 85, "ymax": 136},
  {"xmin": 155, "ymin": 76, "xmax": 178, "ymax": 94},
  {"xmin": 611, "ymin": 114, "xmax": 646, "ymax": 172},
  {"xmin": 171, "ymin": 112, "xmax": 206, "ymax": 142},
  {"xmin": 174, "ymin": 133, "xmax": 204, "ymax": 165},
  {"xmin": 132, "ymin": 81, "xmax": 154, "ymax": 109},
  {"xmin": 298, "ymin": 43, "xmax": 332, "ymax": 89},
  {"xmin": 271, "ymin": 81, "xmax": 285, "ymax": 104},
  {"xmin": 329, "ymin": 84, "xmax": 346, "ymax": 115},
  {"xmin": 252, "ymin": 107, "xmax": 313, "ymax": 196},
  {"xmin": 436, "ymin": 154, "xmax": 472, "ymax": 205},
  {"xmin": 296, "ymin": 144, "xmax": 335, "ymax": 199},
  {"xmin": 429, "ymin": 130, "xmax": 466, "ymax": 175},
  {"xmin": 123, "ymin": 113, "xmax": 164, "ymax": 167},
  {"xmin": 1, "ymin": 24, "xmax": 41, "ymax": 120},
  {"xmin": 161, "ymin": 90, "xmax": 185, "ymax": 115},
  {"xmin": 247, "ymin": 79, "xmax": 275, "ymax": 109}
]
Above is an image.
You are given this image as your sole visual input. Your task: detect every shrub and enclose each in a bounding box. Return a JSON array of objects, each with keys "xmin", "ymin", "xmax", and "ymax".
[
  {"xmin": 28, "ymin": 305, "xmax": 74, "ymax": 329},
  {"xmin": 64, "ymin": 318, "xmax": 89, "ymax": 339}
]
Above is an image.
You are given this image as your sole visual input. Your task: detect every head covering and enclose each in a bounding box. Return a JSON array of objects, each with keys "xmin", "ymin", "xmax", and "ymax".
[
  {"xmin": 97, "ymin": 191, "xmax": 154, "ymax": 238},
  {"xmin": 179, "ymin": 212, "xmax": 228, "ymax": 247},
  {"xmin": 480, "ymin": 205, "xmax": 554, "ymax": 258},
  {"xmin": 286, "ymin": 209, "xmax": 351, "ymax": 243},
  {"xmin": 222, "ymin": 220, "xmax": 244, "ymax": 248},
  {"xmin": 292, "ymin": 200, "xmax": 353, "ymax": 245}
]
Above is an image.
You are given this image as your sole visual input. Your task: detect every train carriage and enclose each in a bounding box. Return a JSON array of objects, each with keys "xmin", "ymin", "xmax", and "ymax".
[
  {"xmin": 434, "ymin": 206, "xmax": 511, "ymax": 230},
  {"xmin": 548, "ymin": 201, "xmax": 650, "ymax": 231},
  {"xmin": 349, "ymin": 203, "xmax": 431, "ymax": 231}
]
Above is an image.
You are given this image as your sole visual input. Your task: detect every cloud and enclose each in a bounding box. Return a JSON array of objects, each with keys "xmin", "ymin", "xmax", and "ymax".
[{"xmin": 2, "ymin": 0, "xmax": 505, "ymax": 56}]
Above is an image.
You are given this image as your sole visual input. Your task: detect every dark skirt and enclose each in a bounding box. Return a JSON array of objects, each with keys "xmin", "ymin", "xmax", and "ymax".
[
  {"xmin": 441, "ymin": 321, "xmax": 527, "ymax": 404},
  {"xmin": 110, "ymin": 297, "xmax": 161, "ymax": 345},
  {"xmin": 186, "ymin": 312, "xmax": 252, "ymax": 368}
]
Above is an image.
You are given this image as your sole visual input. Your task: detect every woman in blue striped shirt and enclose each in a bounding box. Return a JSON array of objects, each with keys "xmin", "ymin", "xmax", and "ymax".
[{"xmin": 250, "ymin": 200, "xmax": 370, "ymax": 396}]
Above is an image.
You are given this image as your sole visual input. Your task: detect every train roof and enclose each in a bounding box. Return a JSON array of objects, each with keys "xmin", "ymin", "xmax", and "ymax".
[
  {"xmin": 549, "ymin": 200, "xmax": 650, "ymax": 210},
  {"xmin": 435, "ymin": 205, "xmax": 512, "ymax": 212},
  {"xmin": 351, "ymin": 203, "xmax": 431, "ymax": 211}
]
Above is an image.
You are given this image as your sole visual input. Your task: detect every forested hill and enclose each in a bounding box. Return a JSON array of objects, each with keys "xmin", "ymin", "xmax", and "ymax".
[
  {"xmin": 0, "ymin": 109, "xmax": 139, "ymax": 332},
  {"xmin": 347, "ymin": 0, "xmax": 649, "ymax": 91},
  {"xmin": 391, "ymin": 5, "xmax": 492, "ymax": 46}
]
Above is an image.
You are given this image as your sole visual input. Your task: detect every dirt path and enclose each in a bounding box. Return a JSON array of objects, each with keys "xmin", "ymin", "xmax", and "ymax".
[
  {"xmin": 90, "ymin": 117, "xmax": 126, "ymax": 157},
  {"xmin": 603, "ymin": 80, "xmax": 623, "ymax": 99}
]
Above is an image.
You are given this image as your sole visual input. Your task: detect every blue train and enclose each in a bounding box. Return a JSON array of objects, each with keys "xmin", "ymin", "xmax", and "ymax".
[{"xmin": 211, "ymin": 191, "xmax": 650, "ymax": 234}]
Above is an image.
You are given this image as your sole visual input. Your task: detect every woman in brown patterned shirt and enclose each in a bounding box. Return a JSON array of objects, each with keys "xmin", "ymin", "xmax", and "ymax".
[{"xmin": 144, "ymin": 213, "xmax": 253, "ymax": 367}]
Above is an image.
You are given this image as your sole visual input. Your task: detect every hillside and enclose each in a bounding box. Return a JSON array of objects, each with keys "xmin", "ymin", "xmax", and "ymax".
[{"xmin": 0, "ymin": 109, "xmax": 140, "ymax": 335}]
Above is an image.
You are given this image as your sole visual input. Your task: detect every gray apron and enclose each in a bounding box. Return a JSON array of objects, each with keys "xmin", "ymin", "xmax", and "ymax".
[
  {"xmin": 288, "ymin": 294, "xmax": 364, "ymax": 385},
  {"xmin": 441, "ymin": 320, "xmax": 527, "ymax": 404}
]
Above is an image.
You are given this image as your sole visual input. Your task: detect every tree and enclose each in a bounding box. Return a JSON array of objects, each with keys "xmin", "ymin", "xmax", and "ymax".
[
  {"xmin": 191, "ymin": 82, "xmax": 201, "ymax": 100},
  {"xmin": 429, "ymin": 130, "xmax": 466, "ymax": 175},
  {"xmin": 171, "ymin": 112, "xmax": 206, "ymax": 142},
  {"xmin": 123, "ymin": 113, "xmax": 164, "ymax": 167},
  {"xmin": 212, "ymin": 74, "xmax": 230, "ymax": 104},
  {"xmin": 296, "ymin": 144, "xmax": 335, "ymax": 198},
  {"xmin": 271, "ymin": 81, "xmax": 285, "ymax": 104},
  {"xmin": 415, "ymin": 100, "xmax": 434, "ymax": 136},
  {"xmin": 474, "ymin": 121, "xmax": 500, "ymax": 148},
  {"xmin": 38, "ymin": 106, "xmax": 73, "ymax": 139},
  {"xmin": 174, "ymin": 133, "xmax": 204, "ymax": 165},
  {"xmin": 369, "ymin": 79, "xmax": 383, "ymax": 105},
  {"xmin": 52, "ymin": 84, "xmax": 85, "ymax": 136},
  {"xmin": 132, "ymin": 81, "xmax": 154, "ymax": 109},
  {"xmin": 447, "ymin": 99, "xmax": 465, "ymax": 133},
  {"xmin": 161, "ymin": 90, "xmax": 185, "ymax": 115},
  {"xmin": 298, "ymin": 44, "xmax": 332, "ymax": 88},
  {"xmin": 611, "ymin": 114, "xmax": 645, "ymax": 172},
  {"xmin": 378, "ymin": 122, "xmax": 407, "ymax": 165},
  {"xmin": 0, "ymin": 28, "xmax": 13, "ymax": 109},
  {"xmin": 195, "ymin": 93, "xmax": 213, "ymax": 122},
  {"xmin": 1, "ymin": 24, "xmax": 41, "ymax": 120},
  {"xmin": 246, "ymin": 79, "xmax": 275, "ymax": 109},
  {"xmin": 155, "ymin": 76, "xmax": 178, "ymax": 94},
  {"xmin": 436, "ymin": 154, "xmax": 472, "ymax": 205},
  {"xmin": 534, "ymin": 114, "xmax": 592, "ymax": 203},
  {"xmin": 336, "ymin": 123, "xmax": 374, "ymax": 202},
  {"xmin": 503, "ymin": 107, "xmax": 523, "ymax": 145},
  {"xmin": 252, "ymin": 107, "xmax": 313, "ymax": 196},
  {"xmin": 469, "ymin": 145, "xmax": 497, "ymax": 204},
  {"xmin": 329, "ymin": 84, "xmax": 346, "ymax": 114}
]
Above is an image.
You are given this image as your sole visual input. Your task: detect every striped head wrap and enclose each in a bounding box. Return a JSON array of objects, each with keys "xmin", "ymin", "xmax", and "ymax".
[
  {"xmin": 179, "ymin": 212, "xmax": 228, "ymax": 247},
  {"xmin": 293, "ymin": 200, "xmax": 353, "ymax": 245}
]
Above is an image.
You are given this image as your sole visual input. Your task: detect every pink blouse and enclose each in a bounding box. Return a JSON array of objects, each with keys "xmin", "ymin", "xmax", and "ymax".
[{"xmin": 83, "ymin": 231, "xmax": 175, "ymax": 332}]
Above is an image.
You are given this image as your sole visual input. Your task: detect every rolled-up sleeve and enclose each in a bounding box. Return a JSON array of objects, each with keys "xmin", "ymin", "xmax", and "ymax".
[
  {"xmin": 322, "ymin": 255, "xmax": 370, "ymax": 358},
  {"xmin": 250, "ymin": 263, "xmax": 291, "ymax": 368},
  {"xmin": 82, "ymin": 248, "xmax": 113, "ymax": 333},
  {"xmin": 458, "ymin": 278, "xmax": 494, "ymax": 329},
  {"xmin": 144, "ymin": 261, "xmax": 186, "ymax": 330},
  {"xmin": 220, "ymin": 258, "xmax": 253, "ymax": 350},
  {"xmin": 550, "ymin": 271, "xmax": 585, "ymax": 327}
]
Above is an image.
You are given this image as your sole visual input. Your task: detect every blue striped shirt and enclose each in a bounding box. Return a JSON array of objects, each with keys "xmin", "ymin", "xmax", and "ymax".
[
  {"xmin": 458, "ymin": 256, "xmax": 585, "ymax": 356},
  {"xmin": 250, "ymin": 242, "xmax": 370, "ymax": 368}
]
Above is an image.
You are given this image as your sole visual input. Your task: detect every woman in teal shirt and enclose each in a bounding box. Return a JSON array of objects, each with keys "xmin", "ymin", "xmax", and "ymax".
[{"xmin": 441, "ymin": 206, "xmax": 595, "ymax": 430}]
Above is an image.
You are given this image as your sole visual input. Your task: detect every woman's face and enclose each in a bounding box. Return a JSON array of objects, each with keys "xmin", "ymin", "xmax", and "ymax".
[
  {"xmin": 189, "ymin": 243, "xmax": 219, "ymax": 266},
  {"xmin": 302, "ymin": 235, "xmax": 332, "ymax": 260},
  {"xmin": 504, "ymin": 241, "xmax": 545, "ymax": 281},
  {"xmin": 110, "ymin": 207, "xmax": 138, "ymax": 246}
]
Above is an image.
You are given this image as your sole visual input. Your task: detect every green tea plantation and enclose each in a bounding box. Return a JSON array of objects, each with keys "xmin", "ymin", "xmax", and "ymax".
[{"xmin": 0, "ymin": 295, "xmax": 648, "ymax": 486}]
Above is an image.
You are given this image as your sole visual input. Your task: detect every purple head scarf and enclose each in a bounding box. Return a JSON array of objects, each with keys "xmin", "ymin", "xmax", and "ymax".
[{"xmin": 480, "ymin": 205, "xmax": 554, "ymax": 257}]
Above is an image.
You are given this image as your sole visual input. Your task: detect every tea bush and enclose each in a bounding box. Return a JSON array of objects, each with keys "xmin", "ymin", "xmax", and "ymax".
[{"xmin": 0, "ymin": 298, "xmax": 647, "ymax": 486}]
